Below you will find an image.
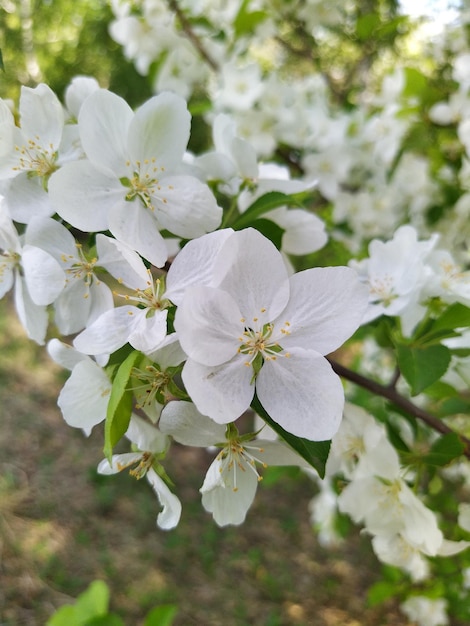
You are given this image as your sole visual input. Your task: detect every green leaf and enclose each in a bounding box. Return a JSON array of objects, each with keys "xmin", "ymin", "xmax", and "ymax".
[
  {"xmin": 428, "ymin": 303, "xmax": 470, "ymax": 334},
  {"xmin": 232, "ymin": 191, "xmax": 301, "ymax": 230},
  {"xmin": 47, "ymin": 581, "xmax": 110, "ymax": 626},
  {"xmin": 395, "ymin": 343, "xmax": 451, "ymax": 396},
  {"xmin": 424, "ymin": 433, "xmax": 465, "ymax": 466},
  {"xmin": 0, "ymin": 49, "xmax": 4, "ymax": 73},
  {"xmin": 104, "ymin": 350, "xmax": 141, "ymax": 461},
  {"xmin": 367, "ymin": 580, "xmax": 398, "ymax": 607},
  {"xmin": 233, "ymin": 0, "xmax": 267, "ymax": 37},
  {"xmin": 355, "ymin": 13, "xmax": 381, "ymax": 40},
  {"xmin": 85, "ymin": 616, "xmax": 125, "ymax": 626},
  {"xmin": 251, "ymin": 394, "xmax": 331, "ymax": 478},
  {"xmin": 402, "ymin": 67, "xmax": 428, "ymax": 99},
  {"xmin": 143, "ymin": 605, "xmax": 178, "ymax": 626}
]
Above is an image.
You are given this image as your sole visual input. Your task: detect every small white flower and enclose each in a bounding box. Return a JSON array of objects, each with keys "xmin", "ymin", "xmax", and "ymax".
[
  {"xmin": 98, "ymin": 414, "xmax": 181, "ymax": 530},
  {"xmin": 160, "ymin": 401, "xmax": 307, "ymax": 526}
]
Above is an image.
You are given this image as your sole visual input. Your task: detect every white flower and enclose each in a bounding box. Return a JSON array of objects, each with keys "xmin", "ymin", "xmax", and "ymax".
[
  {"xmin": 0, "ymin": 201, "xmax": 50, "ymax": 344},
  {"xmin": 160, "ymin": 401, "xmax": 307, "ymax": 526},
  {"xmin": 0, "ymin": 84, "xmax": 67, "ymax": 223},
  {"xmin": 350, "ymin": 225, "xmax": 438, "ymax": 334},
  {"xmin": 98, "ymin": 414, "xmax": 181, "ymax": 530},
  {"xmin": 48, "ymin": 89, "xmax": 222, "ymax": 267},
  {"xmin": 47, "ymin": 339, "xmax": 111, "ymax": 435},
  {"xmin": 174, "ymin": 228, "xmax": 368, "ymax": 440},
  {"xmin": 400, "ymin": 596, "xmax": 449, "ymax": 626},
  {"xmin": 326, "ymin": 403, "xmax": 400, "ymax": 480},
  {"xmin": 24, "ymin": 217, "xmax": 115, "ymax": 335},
  {"xmin": 73, "ymin": 242, "xmax": 169, "ymax": 356}
]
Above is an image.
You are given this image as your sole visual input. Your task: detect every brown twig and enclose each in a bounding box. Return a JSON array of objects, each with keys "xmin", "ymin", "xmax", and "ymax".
[
  {"xmin": 167, "ymin": 0, "xmax": 219, "ymax": 71},
  {"xmin": 328, "ymin": 358, "xmax": 470, "ymax": 458}
]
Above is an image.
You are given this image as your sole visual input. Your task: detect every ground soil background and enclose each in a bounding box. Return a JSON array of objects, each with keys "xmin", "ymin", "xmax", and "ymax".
[{"xmin": 0, "ymin": 299, "xmax": 418, "ymax": 626}]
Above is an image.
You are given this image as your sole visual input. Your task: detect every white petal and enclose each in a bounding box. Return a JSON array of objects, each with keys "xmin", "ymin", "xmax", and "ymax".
[
  {"xmin": 145, "ymin": 333, "xmax": 186, "ymax": 369},
  {"xmin": 49, "ymin": 160, "xmax": 120, "ymax": 232},
  {"xmin": 109, "ymin": 199, "xmax": 168, "ymax": 268},
  {"xmin": 20, "ymin": 84, "xmax": 64, "ymax": 150},
  {"xmin": 25, "ymin": 216, "xmax": 76, "ymax": 260},
  {"xmin": 54, "ymin": 281, "xmax": 92, "ymax": 335},
  {"xmin": 128, "ymin": 92, "xmax": 190, "ymax": 172},
  {"xmin": 65, "ymin": 76, "xmax": 100, "ymax": 119},
  {"xmin": 73, "ymin": 305, "xmax": 138, "ymax": 355},
  {"xmin": 201, "ymin": 457, "xmax": 258, "ymax": 526},
  {"xmin": 3, "ymin": 174, "xmax": 53, "ymax": 223},
  {"xmin": 86, "ymin": 281, "xmax": 115, "ymax": 327},
  {"xmin": 159, "ymin": 401, "xmax": 226, "ymax": 446},
  {"xmin": 276, "ymin": 267, "xmax": 369, "ymax": 355},
  {"xmin": 95, "ymin": 234, "xmax": 149, "ymax": 289},
  {"xmin": 79, "ymin": 89, "xmax": 133, "ymax": 176},
  {"xmin": 165, "ymin": 229, "xmax": 233, "ymax": 305},
  {"xmin": 270, "ymin": 208, "xmax": 327, "ymax": 255},
  {"xmin": 437, "ymin": 539, "xmax": 470, "ymax": 556},
  {"xmin": 195, "ymin": 152, "xmax": 237, "ymax": 181},
  {"xmin": 57, "ymin": 359, "xmax": 111, "ymax": 433},
  {"xmin": 151, "ymin": 174, "xmax": 222, "ymax": 238},
  {"xmin": 21, "ymin": 245, "xmax": 65, "ymax": 305},
  {"xmin": 215, "ymin": 228, "xmax": 290, "ymax": 322},
  {"xmin": 126, "ymin": 414, "xmax": 168, "ymax": 453},
  {"xmin": 128, "ymin": 309, "xmax": 168, "ymax": 355},
  {"xmin": 14, "ymin": 275, "xmax": 48, "ymax": 344},
  {"xmin": 182, "ymin": 356, "xmax": 254, "ymax": 424},
  {"xmin": 247, "ymin": 439, "xmax": 308, "ymax": 467},
  {"xmin": 175, "ymin": 285, "xmax": 242, "ymax": 366},
  {"xmin": 146, "ymin": 469, "xmax": 182, "ymax": 530},
  {"xmin": 256, "ymin": 347, "xmax": 344, "ymax": 440},
  {"xmin": 47, "ymin": 338, "xmax": 88, "ymax": 370},
  {"xmin": 97, "ymin": 452, "xmax": 143, "ymax": 475}
]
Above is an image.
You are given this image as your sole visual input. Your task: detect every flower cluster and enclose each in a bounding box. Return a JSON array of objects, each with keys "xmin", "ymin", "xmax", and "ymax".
[{"xmin": 5, "ymin": 1, "xmax": 470, "ymax": 620}]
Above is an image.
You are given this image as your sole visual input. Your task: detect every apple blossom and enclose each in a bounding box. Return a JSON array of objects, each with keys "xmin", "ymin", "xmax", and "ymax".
[
  {"xmin": 48, "ymin": 89, "xmax": 222, "ymax": 267},
  {"xmin": 160, "ymin": 400, "xmax": 308, "ymax": 526},
  {"xmin": 98, "ymin": 414, "xmax": 181, "ymax": 530},
  {"xmin": 175, "ymin": 228, "xmax": 368, "ymax": 440}
]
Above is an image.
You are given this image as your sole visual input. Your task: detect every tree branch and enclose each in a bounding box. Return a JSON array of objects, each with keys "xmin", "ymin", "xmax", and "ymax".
[
  {"xmin": 167, "ymin": 0, "xmax": 219, "ymax": 71},
  {"xmin": 328, "ymin": 358, "xmax": 470, "ymax": 458}
]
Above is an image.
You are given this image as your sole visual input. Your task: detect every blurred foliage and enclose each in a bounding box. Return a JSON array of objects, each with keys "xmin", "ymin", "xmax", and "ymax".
[{"xmin": 0, "ymin": 0, "xmax": 151, "ymax": 105}]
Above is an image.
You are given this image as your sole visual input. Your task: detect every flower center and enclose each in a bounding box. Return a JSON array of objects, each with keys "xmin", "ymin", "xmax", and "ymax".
[
  {"xmin": 115, "ymin": 271, "xmax": 169, "ymax": 313},
  {"xmin": 13, "ymin": 136, "xmax": 58, "ymax": 179},
  {"xmin": 0, "ymin": 251, "xmax": 20, "ymax": 280},
  {"xmin": 131, "ymin": 364, "xmax": 172, "ymax": 410},
  {"xmin": 369, "ymin": 275, "xmax": 397, "ymax": 307},
  {"xmin": 122, "ymin": 159, "xmax": 174, "ymax": 211},
  {"xmin": 217, "ymin": 425, "xmax": 268, "ymax": 491},
  {"xmin": 117, "ymin": 451, "xmax": 154, "ymax": 479},
  {"xmin": 61, "ymin": 243, "xmax": 98, "ymax": 295},
  {"xmin": 237, "ymin": 310, "xmax": 292, "ymax": 378}
]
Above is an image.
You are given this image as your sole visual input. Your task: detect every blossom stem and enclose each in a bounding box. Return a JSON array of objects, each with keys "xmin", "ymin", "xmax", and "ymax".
[{"xmin": 328, "ymin": 358, "xmax": 470, "ymax": 458}]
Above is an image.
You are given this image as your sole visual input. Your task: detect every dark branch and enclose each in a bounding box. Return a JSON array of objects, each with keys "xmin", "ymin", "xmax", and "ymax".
[
  {"xmin": 167, "ymin": 0, "xmax": 219, "ymax": 71},
  {"xmin": 328, "ymin": 358, "xmax": 470, "ymax": 458}
]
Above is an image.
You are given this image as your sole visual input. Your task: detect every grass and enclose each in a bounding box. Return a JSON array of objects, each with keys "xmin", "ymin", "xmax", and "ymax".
[{"xmin": 0, "ymin": 297, "xmax": 412, "ymax": 626}]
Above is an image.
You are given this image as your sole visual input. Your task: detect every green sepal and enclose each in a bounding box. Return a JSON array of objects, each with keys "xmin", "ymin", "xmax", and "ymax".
[
  {"xmin": 104, "ymin": 350, "xmax": 141, "ymax": 462},
  {"xmin": 251, "ymin": 394, "xmax": 331, "ymax": 478}
]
